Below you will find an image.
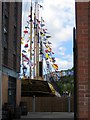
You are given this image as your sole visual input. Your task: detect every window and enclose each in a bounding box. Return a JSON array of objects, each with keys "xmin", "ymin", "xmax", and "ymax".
[
  {"xmin": 13, "ymin": 26, "xmax": 17, "ymax": 50},
  {"xmin": 13, "ymin": 54, "xmax": 17, "ymax": 70},
  {"xmin": 3, "ymin": 47, "xmax": 8, "ymax": 66}
]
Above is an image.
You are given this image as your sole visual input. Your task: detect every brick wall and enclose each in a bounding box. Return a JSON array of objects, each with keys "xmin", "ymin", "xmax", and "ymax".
[
  {"xmin": 2, "ymin": 2, "xmax": 22, "ymax": 73},
  {"xmin": 75, "ymin": 2, "xmax": 90, "ymax": 119},
  {"xmin": 8, "ymin": 3, "xmax": 21, "ymax": 72}
]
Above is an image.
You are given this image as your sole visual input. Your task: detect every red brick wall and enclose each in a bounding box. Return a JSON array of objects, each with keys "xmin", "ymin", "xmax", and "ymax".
[
  {"xmin": 75, "ymin": 2, "xmax": 90, "ymax": 119},
  {"xmin": 3, "ymin": 3, "xmax": 22, "ymax": 73}
]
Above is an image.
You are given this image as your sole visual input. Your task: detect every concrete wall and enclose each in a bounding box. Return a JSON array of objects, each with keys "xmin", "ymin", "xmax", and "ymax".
[
  {"xmin": 2, "ymin": 74, "xmax": 8, "ymax": 105},
  {"xmin": 2, "ymin": 73, "xmax": 21, "ymax": 106},
  {"xmin": 16, "ymin": 79, "xmax": 21, "ymax": 106}
]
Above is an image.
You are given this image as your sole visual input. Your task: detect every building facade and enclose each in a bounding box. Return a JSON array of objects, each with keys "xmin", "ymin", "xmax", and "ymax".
[
  {"xmin": 0, "ymin": 2, "xmax": 2, "ymax": 119},
  {"xmin": 2, "ymin": 2, "xmax": 22, "ymax": 109},
  {"xmin": 75, "ymin": 1, "xmax": 90, "ymax": 119}
]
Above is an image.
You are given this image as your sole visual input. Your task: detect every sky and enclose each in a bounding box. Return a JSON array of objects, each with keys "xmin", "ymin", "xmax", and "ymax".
[{"xmin": 22, "ymin": 0, "xmax": 75, "ymax": 72}]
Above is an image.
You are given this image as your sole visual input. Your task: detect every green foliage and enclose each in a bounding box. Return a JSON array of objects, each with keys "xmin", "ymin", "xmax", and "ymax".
[{"xmin": 56, "ymin": 74, "xmax": 74, "ymax": 96}]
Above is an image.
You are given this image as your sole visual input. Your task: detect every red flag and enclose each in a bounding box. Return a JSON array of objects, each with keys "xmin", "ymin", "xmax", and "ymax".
[
  {"xmin": 22, "ymin": 53, "xmax": 29, "ymax": 61},
  {"xmin": 24, "ymin": 44, "xmax": 28, "ymax": 48},
  {"xmin": 45, "ymin": 50, "xmax": 49, "ymax": 53},
  {"xmin": 24, "ymin": 30, "xmax": 28, "ymax": 34}
]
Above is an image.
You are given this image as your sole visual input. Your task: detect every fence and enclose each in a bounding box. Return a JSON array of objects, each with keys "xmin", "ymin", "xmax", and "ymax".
[{"xmin": 21, "ymin": 96, "xmax": 74, "ymax": 112}]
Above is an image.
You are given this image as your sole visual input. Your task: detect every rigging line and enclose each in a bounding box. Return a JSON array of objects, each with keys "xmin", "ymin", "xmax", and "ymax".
[
  {"xmin": 21, "ymin": 2, "xmax": 31, "ymax": 78},
  {"xmin": 43, "ymin": 50, "xmax": 52, "ymax": 74},
  {"xmin": 22, "ymin": 2, "xmax": 30, "ymax": 32}
]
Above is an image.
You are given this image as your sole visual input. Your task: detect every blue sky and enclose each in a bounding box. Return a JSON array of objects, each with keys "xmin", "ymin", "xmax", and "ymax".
[{"xmin": 22, "ymin": 0, "xmax": 75, "ymax": 72}]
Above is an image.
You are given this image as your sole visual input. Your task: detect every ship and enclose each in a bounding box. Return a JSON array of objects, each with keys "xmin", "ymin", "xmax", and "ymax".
[{"xmin": 21, "ymin": 0, "xmax": 60, "ymax": 97}]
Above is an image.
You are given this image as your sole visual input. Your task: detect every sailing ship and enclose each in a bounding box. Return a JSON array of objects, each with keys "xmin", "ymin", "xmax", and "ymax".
[{"xmin": 21, "ymin": 0, "xmax": 60, "ymax": 97}]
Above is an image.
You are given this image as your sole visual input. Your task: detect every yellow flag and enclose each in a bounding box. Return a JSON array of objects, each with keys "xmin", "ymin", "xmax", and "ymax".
[
  {"xmin": 21, "ymin": 37, "xmax": 24, "ymax": 41},
  {"xmin": 21, "ymin": 41, "xmax": 24, "ymax": 44},
  {"xmin": 48, "ymin": 83, "xmax": 55, "ymax": 94},
  {"xmin": 52, "ymin": 64, "xmax": 58, "ymax": 70},
  {"xmin": 46, "ymin": 53, "xmax": 50, "ymax": 59}
]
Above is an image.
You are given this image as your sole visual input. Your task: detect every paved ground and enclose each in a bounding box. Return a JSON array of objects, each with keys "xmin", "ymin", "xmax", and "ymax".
[{"xmin": 14, "ymin": 112, "xmax": 74, "ymax": 120}]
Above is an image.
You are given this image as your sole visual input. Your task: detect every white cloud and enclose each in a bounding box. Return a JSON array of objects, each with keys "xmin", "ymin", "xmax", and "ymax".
[
  {"xmin": 56, "ymin": 56, "xmax": 73, "ymax": 71},
  {"xmin": 58, "ymin": 47, "xmax": 66, "ymax": 56}
]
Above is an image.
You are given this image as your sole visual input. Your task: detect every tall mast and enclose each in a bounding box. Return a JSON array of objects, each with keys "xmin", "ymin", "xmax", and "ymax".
[
  {"xmin": 30, "ymin": 0, "xmax": 32, "ymax": 78},
  {"xmin": 33, "ymin": 2, "xmax": 37, "ymax": 78},
  {"xmin": 36, "ymin": 1, "xmax": 39, "ymax": 79},
  {"xmin": 39, "ymin": 16, "xmax": 43, "ymax": 79}
]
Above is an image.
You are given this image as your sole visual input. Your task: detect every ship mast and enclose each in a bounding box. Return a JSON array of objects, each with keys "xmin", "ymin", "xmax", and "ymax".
[
  {"xmin": 30, "ymin": 0, "xmax": 32, "ymax": 78},
  {"xmin": 36, "ymin": 1, "xmax": 39, "ymax": 79},
  {"xmin": 33, "ymin": 1, "xmax": 37, "ymax": 78},
  {"xmin": 31, "ymin": 0, "xmax": 43, "ymax": 80}
]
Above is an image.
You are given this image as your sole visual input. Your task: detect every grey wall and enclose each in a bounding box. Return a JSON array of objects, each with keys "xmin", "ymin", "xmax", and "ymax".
[{"xmin": 0, "ymin": 1, "xmax": 2, "ymax": 120}]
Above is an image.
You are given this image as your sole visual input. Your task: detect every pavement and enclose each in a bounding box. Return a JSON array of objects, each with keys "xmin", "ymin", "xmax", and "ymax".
[{"xmin": 14, "ymin": 112, "xmax": 74, "ymax": 120}]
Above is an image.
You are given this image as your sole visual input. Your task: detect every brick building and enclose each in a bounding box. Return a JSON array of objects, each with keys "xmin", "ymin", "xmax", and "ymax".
[
  {"xmin": 1, "ymin": 2, "xmax": 22, "ymax": 110},
  {"xmin": 75, "ymin": 0, "xmax": 90, "ymax": 119}
]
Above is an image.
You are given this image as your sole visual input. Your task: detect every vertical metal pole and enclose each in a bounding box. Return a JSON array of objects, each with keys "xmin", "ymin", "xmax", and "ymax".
[
  {"xmin": 33, "ymin": 2, "xmax": 37, "ymax": 79},
  {"xmin": 36, "ymin": 2, "xmax": 39, "ymax": 79},
  {"xmin": 0, "ymin": 1, "xmax": 2, "ymax": 119},
  {"xmin": 68, "ymin": 94, "xmax": 71, "ymax": 112},
  {"xmin": 30, "ymin": 0, "xmax": 32, "ymax": 79},
  {"xmin": 33, "ymin": 95, "xmax": 35, "ymax": 112},
  {"xmin": 73, "ymin": 27, "xmax": 77, "ymax": 119}
]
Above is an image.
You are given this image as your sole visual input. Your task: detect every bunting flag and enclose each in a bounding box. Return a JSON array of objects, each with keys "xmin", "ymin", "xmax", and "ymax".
[
  {"xmin": 45, "ymin": 45, "xmax": 49, "ymax": 48},
  {"xmin": 45, "ymin": 49, "xmax": 49, "ymax": 53},
  {"xmin": 46, "ymin": 53, "xmax": 50, "ymax": 59},
  {"xmin": 27, "ymin": 21, "xmax": 30, "ymax": 24},
  {"xmin": 38, "ymin": 4, "xmax": 43, "ymax": 9},
  {"xmin": 48, "ymin": 82, "xmax": 55, "ymax": 94},
  {"xmin": 52, "ymin": 64, "xmax": 58, "ymax": 70},
  {"xmin": 48, "ymin": 41, "xmax": 52, "ymax": 44},
  {"xmin": 21, "ymin": 37, "xmax": 24, "ymax": 40},
  {"xmin": 37, "ymin": 19, "xmax": 40, "ymax": 24},
  {"xmin": 22, "ymin": 50, "xmax": 27, "ymax": 53},
  {"xmin": 24, "ymin": 44, "xmax": 28, "ymax": 48},
  {"xmin": 47, "ymin": 47, "xmax": 52, "ymax": 52},
  {"xmin": 23, "ymin": 65, "xmax": 27, "ymax": 70},
  {"xmin": 40, "ymin": 4, "xmax": 43, "ymax": 8},
  {"xmin": 24, "ymin": 30, "xmax": 28, "ymax": 34},
  {"xmin": 21, "ymin": 41, "xmax": 24, "ymax": 44},
  {"xmin": 46, "ymin": 35, "xmax": 51, "ymax": 38},
  {"xmin": 41, "ymin": 17, "xmax": 45, "ymax": 22},
  {"xmin": 27, "ymin": 40, "xmax": 29, "ymax": 42},
  {"xmin": 52, "ymin": 52, "xmax": 54, "ymax": 54},
  {"xmin": 22, "ymin": 53, "xmax": 29, "ymax": 62},
  {"xmin": 50, "ymin": 58, "xmax": 56, "ymax": 63},
  {"xmin": 41, "ymin": 23, "xmax": 45, "ymax": 27},
  {"xmin": 43, "ymin": 37, "xmax": 47, "ymax": 41},
  {"xmin": 43, "ymin": 42, "xmax": 46, "ymax": 44},
  {"xmin": 25, "ymin": 26, "xmax": 29, "ymax": 29},
  {"xmin": 28, "ymin": 15, "xmax": 32, "ymax": 18},
  {"xmin": 40, "ymin": 31, "xmax": 45, "ymax": 36},
  {"xmin": 20, "ymin": 5, "xmax": 59, "ymax": 79}
]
